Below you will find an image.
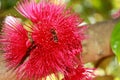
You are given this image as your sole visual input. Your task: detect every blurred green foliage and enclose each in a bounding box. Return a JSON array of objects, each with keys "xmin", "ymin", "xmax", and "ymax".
[
  {"xmin": 66, "ymin": 0, "xmax": 119, "ymax": 23},
  {"xmin": 0, "ymin": 0, "xmax": 17, "ymax": 11},
  {"xmin": 111, "ymin": 22, "xmax": 120, "ymax": 63},
  {"xmin": 0, "ymin": 0, "xmax": 120, "ymax": 80}
]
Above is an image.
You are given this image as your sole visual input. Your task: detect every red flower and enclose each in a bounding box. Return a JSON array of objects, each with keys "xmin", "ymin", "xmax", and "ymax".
[
  {"xmin": 0, "ymin": 16, "xmax": 30, "ymax": 69},
  {"xmin": 0, "ymin": 0, "xmax": 94, "ymax": 80},
  {"xmin": 63, "ymin": 66, "xmax": 95, "ymax": 80}
]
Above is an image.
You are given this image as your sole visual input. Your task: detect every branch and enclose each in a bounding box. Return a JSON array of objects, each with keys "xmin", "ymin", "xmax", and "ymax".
[{"xmin": 81, "ymin": 18, "xmax": 120, "ymax": 63}]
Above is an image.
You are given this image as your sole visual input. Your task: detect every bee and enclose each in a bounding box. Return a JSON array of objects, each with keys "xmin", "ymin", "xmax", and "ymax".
[{"xmin": 50, "ymin": 29, "xmax": 58, "ymax": 43}]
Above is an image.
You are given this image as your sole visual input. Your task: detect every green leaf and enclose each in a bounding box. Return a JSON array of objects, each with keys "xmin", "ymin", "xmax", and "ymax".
[{"xmin": 111, "ymin": 22, "xmax": 120, "ymax": 64}]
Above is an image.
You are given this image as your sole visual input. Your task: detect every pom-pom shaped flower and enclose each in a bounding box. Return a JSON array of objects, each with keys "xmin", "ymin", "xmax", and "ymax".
[
  {"xmin": 63, "ymin": 66, "xmax": 95, "ymax": 80},
  {"xmin": 0, "ymin": 16, "xmax": 29, "ymax": 69},
  {"xmin": 0, "ymin": 0, "xmax": 94, "ymax": 80}
]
